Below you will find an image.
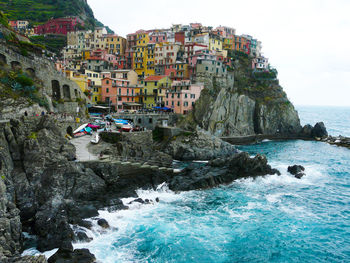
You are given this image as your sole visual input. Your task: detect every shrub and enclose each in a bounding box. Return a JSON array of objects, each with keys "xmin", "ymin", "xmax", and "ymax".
[
  {"xmin": 28, "ymin": 132, "xmax": 37, "ymax": 140},
  {"xmin": 15, "ymin": 74, "xmax": 34, "ymax": 87}
]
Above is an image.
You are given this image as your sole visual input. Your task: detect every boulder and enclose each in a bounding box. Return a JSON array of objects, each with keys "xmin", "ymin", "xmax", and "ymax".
[
  {"xmin": 169, "ymin": 152, "xmax": 280, "ymax": 191},
  {"xmin": 97, "ymin": 218, "xmax": 110, "ymax": 229},
  {"xmin": 48, "ymin": 244, "xmax": 96, "ymax": 263},
  {"xmin": 311, "ymin": 122, "xmax": 328, "ymax": 138},
  {"xmin": 288, "ymin": 165, "xmax": 305, "ymax": 179},
  {"xmin": 301, "ymin": 124, "xmax": 313, "ymax": 137}
]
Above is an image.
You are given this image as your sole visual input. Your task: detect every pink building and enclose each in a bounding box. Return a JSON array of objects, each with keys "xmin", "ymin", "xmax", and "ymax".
[
  {"xmin": 101, "ymin": 77, "xmax": 138, "ymax": 111},
  {"xmin": 149, "ymin": 31, "xmax": 167, "ymax": 43},
  {"xmin": 164, "ymin": 80, "xmax": 204, "ymax": 114}
]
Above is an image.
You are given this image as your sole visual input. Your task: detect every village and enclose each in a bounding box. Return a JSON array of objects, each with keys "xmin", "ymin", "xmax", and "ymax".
[{"xmin": 7, "ymin": 17, "xmax": 272, "ymax": 116}]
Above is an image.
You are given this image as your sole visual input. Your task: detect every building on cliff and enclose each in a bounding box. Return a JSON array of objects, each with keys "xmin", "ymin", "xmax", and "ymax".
[{"xmin": 34, "ymin": 17, "xmax": 84, "ymax": 35}]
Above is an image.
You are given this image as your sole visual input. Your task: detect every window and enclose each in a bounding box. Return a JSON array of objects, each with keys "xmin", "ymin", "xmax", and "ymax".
[
  {"xmin": 177, "ymin": 101, "xmax": 180, "ymax": 106},
  {"xmin": 172, "ymin": 101, "xmax": 174, "ymax": 106},
  {"xmin": 184, "ymin": 101, "xmax": 188, "ymax": 106},
  {"xmin": 119, "ymin": 88, "xmax": 121, "ymax": 94},
  {"xmin": 106, "ymin": 80, "xmax": 109, "ymax": 84},
  {"xmin": 106, "ymin": 88, "xmax": 109, "ymax": 93},
  {"xmin": 118, "ymin": 97, "xmax": 122, "ymax": 101},
  {"xmin": 166, "ymin": 101, "xmax": 168, "ymax": 105},
  {"xmin": 205, "ymin": 66, "xmax": 208, "ymax": 71},
  {"xmin": 149, "ymin": 118, "xmax": 153, "ymax": 123},
  {"xmin": 177, "ymin": 94, "xmax": 180, "ymax": 98},
  {"xmin": 185, "ymin": 94, "xmax": 188, "ymax": 98}
]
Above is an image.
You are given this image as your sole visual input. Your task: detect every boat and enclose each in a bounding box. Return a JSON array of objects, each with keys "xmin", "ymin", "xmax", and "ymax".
[
  {"xmin": 121, "ymin": 123, "xmax": 133, "ymax": 132},
  {"xmin": 73, "ymin": 132, "xmax": 86, "ymax": 138},
  {"xmin": 114, "ymin": 119, "xmax": 129, "ymax": 128},
  {"xmin": 73, "ymin": 123, "xmax": 88, "ymax": 134},
  {"xmin": 90, "ymin": 133, "xmax": 100, "ymax": 144}
]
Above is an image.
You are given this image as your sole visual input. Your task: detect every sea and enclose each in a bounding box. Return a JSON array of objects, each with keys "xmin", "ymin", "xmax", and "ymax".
[{"xmin": 24, "ymin": 105, "xmax": 350, "ymax": 262}]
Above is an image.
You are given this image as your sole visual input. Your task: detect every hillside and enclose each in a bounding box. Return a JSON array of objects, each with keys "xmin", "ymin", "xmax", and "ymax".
[
  {"xmin": 0, "ymin": 0, "xmax": 113, "ymax": 32},
  {"xmin": 183, "ymin": 51, "xmax": 301, "ymax": 137}
]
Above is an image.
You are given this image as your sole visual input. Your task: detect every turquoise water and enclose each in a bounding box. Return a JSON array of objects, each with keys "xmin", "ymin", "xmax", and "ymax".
[
  {"xmin": 26, "ymin": 106, "xmax": 350, "ymax": 262},
  {"xmin": 296, "ymin": 105, "xmax": 350, "ymax": 136}
]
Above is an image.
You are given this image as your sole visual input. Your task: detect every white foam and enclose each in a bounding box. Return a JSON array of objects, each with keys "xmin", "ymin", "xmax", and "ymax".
[{"xmin": 21, "ymin": 247, "xmax": 58, "ymax": 259}]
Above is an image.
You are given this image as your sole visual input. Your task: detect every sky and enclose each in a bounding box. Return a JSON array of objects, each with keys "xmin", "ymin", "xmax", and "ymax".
[{"xmin": 88, "ymin": 0, "xmax": 350, "ymax": 106}]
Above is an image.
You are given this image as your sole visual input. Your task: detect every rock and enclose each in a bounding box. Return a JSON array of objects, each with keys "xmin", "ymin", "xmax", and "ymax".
[
  {"xmin": 165, "ymin": 130, "xmax": 238, "ymax": 161},
  {"xmin": 169, "ymin": 152, "xmax": 280, "ymax": 191},
  {"xmin": 131, "ymin": 198, "xmax": 145, "ymax": 204},
  {"xmin": 287, "ymin": 165, "xmax": 305, "ymax": 175},
  {"xmin": 288, "ymin": 165, "xmax": 305, "ymax": 179},
  {"xmin": 301, "ymin": 124, "xmax": 313, "ymax": 137},
  {"xmin": 97, "ymin": 218, "xmax": 110, "ymax": 229},
  {"xmin": 48, "ymin": 247, "xmax": 96, "ymax": 263},
  {"xmin": 294, "ymin": 173, "xmax": 305, "ymax": 179},
  {"xmin": 311, "ymin": 122, "xmax": 328, "ymax": 138},
  {"xmin": 191, "ymin": 71, "xmax": 301, "ymax": 137},
  {"xmin": 13, "ymin": 255, "xmax": 48, "ymax": 263},
  {"xmin": 75, "ymin": 231, "xmax": 92, "ymax": 242}
]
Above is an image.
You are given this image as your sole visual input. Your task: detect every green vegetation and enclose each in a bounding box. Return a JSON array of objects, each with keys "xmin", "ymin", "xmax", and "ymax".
[
  {"xmin": 0, "ymin": 0, "xmax": 112, "ymax": 32},
  {"xmin": 0, "ymin": 68, "xmax": 49, "ymax": 109},
  {"xmin": 29, "ymin": 35, "xmax": 66, "ymax": 55},
  {"xmin": 28, "ymin": 132, "xmax": 37, "ymax": 140},
  {"xmin": 226, "ymin": 50, "xmax": 287, "ymax": 106}
]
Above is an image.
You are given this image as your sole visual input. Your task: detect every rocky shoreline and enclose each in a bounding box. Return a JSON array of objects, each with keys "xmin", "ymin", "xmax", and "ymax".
[{"xmin": 0, "ymin": 115, "xmax": 344, "ymax": 262}]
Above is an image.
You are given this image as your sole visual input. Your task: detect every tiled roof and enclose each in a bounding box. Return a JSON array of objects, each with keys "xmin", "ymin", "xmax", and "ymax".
[{"xmin": 144, "ymin": 75, "xmax": 167, "ymax": 81}]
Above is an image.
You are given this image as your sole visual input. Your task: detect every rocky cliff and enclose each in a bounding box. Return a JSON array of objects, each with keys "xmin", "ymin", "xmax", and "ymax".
[
  {"xmin": 189, "ymin": 52, "xmax": 301, "ymax": 137},
  {"xmin": 0, "ymin": 116, "xmax": 281, "ymax": 261}
]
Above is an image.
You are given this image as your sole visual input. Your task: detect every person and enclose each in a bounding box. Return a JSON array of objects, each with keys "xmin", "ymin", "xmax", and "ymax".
[
  {"xmin": 41, "ymin": 111, "xmax": 45, "ymax": 116},
  {"xmin": 24, "ymin": 111, "xmax": 28, "ymax": 117}
]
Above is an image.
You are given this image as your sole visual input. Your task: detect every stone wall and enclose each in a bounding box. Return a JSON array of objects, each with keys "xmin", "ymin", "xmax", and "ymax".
[{"xmin": 0, "ymin": 40, "xmax": 91, "ymax": 114}]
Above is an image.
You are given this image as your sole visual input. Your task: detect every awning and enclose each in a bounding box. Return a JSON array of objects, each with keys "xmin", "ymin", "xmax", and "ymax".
[{"xmin": 123, "ymin": 102, "xmax": 143, "ymax": 106}]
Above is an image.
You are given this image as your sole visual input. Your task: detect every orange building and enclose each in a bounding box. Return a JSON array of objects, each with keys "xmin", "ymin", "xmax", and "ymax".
[{"xmin": 101, "ymin": 77, "xmax": 139, "ymax": 111}]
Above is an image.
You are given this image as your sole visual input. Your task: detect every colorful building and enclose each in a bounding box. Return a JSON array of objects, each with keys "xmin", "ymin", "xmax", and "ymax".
[
  {"xmin": 102, "ymin": 34, "xmax": 127, "ymax": 55},
  {"xmin": 142, "ymin": 75, "xmax": 171, "ymax": 108},
  {"xmin": 34, "ymin": 17, "xmax": 84, "ymax": 35},
  {"xmin": 85, "ymin": 70, "xmax": 102, "ymax": 103},
  {"xmin": 101, "ymin": 77, "xmax": 139, "ymax": 111},
  {"xmin": 164, "ymin": 80, "xmax": 204, "ymax": 114}
]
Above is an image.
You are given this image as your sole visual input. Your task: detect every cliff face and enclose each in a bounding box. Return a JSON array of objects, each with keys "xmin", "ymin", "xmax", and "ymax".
[{"xmin": 191, "ymin": 52, "xmax": 301, "ymax": 137}]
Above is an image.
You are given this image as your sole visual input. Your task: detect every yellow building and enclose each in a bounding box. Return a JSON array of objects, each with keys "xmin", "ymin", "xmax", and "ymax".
[
  {"xmin": 85, "ymin": 70, "xmax": 102, "ymax": 103},
  {"xmin": 103, "ymin": 35, "xmax": 127, "ymax": 55},
  {"xmin": 223, "ymin": 37, "xmax": 234, "ymax": 50},
  {"xmin": 133, "ymin": 32, "xmax": 150, "ymax": 78},
  {"xmin": 209, "ymin": 35, "xmax": 223, "ymax": 52},
  {"xmin": 82, "ymin": 50, "xmax": 91, "ymax": 60},
  {"xmin": 142, "ymin": 75, "xmax": 171, "ymax": 108}
]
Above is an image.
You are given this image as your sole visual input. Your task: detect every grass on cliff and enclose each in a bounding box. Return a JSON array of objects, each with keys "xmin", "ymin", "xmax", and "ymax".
[
  {"xmin": 227, "ymin": 50, "xmax": 288, "ymax": 106},
  {"xmin": 0, "ymin": 68, "xmax": 49, "ymax": 109}
]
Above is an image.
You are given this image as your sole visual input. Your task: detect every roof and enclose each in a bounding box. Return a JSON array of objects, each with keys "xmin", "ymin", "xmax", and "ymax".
[{"xmin": 144, "ymin": 75, "xmax": 167, "ymax": 82}]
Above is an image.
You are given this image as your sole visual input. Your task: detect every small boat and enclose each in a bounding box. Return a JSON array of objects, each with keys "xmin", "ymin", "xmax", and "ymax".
[
  {"xmin": 114, "ymin": 119, "xmax": 129, "ymax": 128},
  {"xmin": 90, "ymin": 133, "xmax": 100, "ymax": 144},
  {"xmin": 73, "ymin": 132, "xmax": 86, "ymax": 138},
  {"xmin": 73, "ymin": 123, "xmax": 88, "ymax": 134},
  {"xmin": 121, "ymin": 123, "xmax": 133, "ymax": 132}
]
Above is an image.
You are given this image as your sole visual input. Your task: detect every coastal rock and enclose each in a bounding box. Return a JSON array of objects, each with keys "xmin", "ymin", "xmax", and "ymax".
[
  {"xmin": 97, "ymin": 218, "xmax": 110, "ymax": 229},
  {"xmin": 165, "ymin": 130, "xmax": 238, "ymax": 160},
  {"xmin": 189, "ymin": 62, "xmax": 302, "ymax": 137},
  {"xmin": 13, "ymin": 255, "xmax": 48, "ymax": 263},
  {"xmin": 311, "ymin": 122, "xmax": 328, "ymax": 138},
  {"xmin": 48, "ymin": 242, "xmax": 96, "ymax": 263},
  {"xmin": 288, "ymin": 165, "xmax": 305, "ymax": 179},
  {"xmin": 169, "ymin": 152, "xmax": 280, "ymax": 191},
  {"xmin": 301, "ymin": 124, "xmax": 313, "ymax": 137}
]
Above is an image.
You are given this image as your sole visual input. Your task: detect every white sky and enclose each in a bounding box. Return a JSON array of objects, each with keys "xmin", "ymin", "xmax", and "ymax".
[{"xmin": 88, "ymin": 0, "xmax": 350, "ymax": 106}]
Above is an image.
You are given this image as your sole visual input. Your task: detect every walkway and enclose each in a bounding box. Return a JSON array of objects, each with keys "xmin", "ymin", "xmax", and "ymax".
[{"xmin": 70, "ymin": 133, "xmax": 99, "ymax": 161}]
